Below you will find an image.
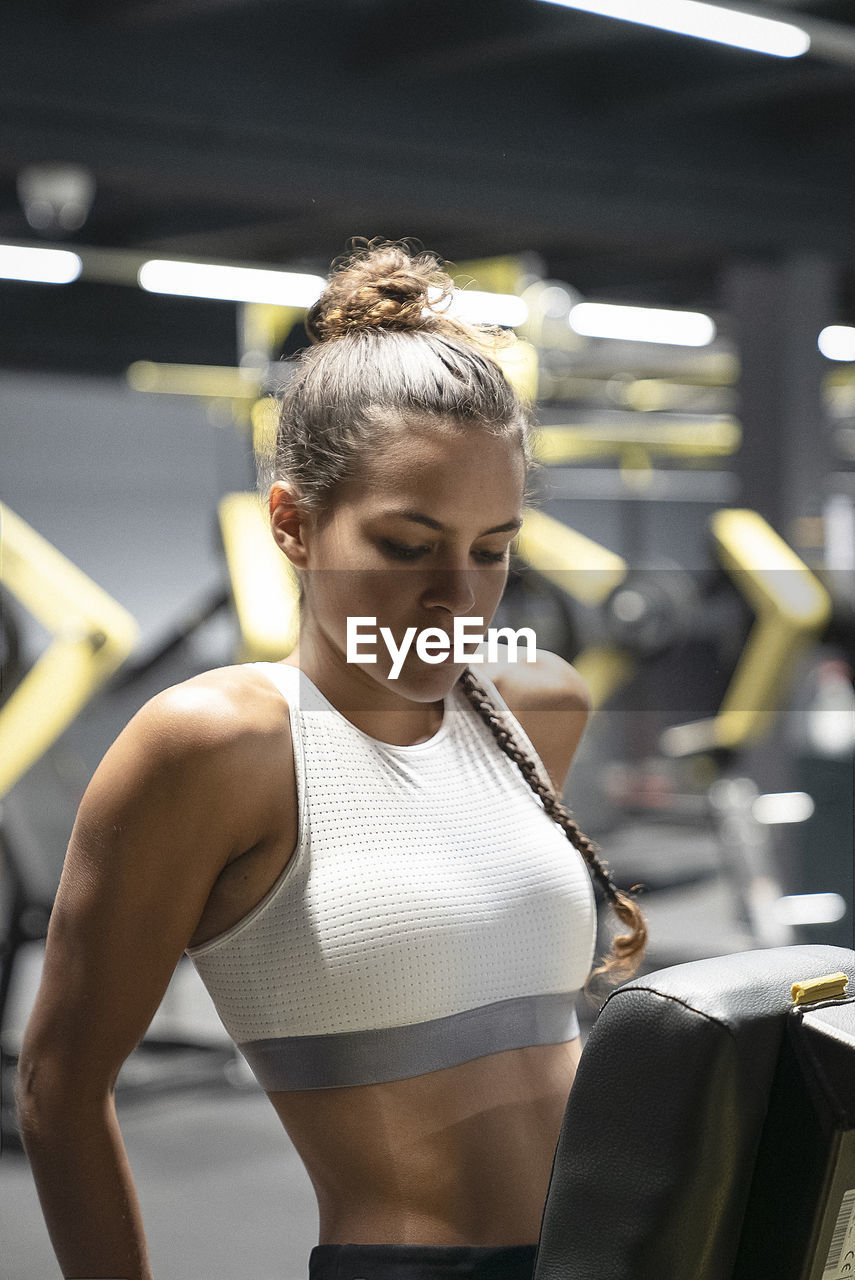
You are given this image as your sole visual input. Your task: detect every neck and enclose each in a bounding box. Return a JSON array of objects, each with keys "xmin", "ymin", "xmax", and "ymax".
[{"xmin": 282, "ymin": 633, "xmax": 449, "ymax": 746}]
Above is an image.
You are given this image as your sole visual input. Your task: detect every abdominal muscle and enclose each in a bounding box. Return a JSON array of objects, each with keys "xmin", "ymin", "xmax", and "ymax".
[{"xmin": 266, "ymin": 1036, "xmax": 582, "ymax": 1246}]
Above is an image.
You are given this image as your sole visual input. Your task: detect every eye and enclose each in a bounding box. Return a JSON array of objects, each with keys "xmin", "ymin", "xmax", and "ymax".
[
  {"xmin": 379, "ymin": 539, "xmax": 509, "ymax": 565},
  {"xmin": 380, "ymin": 538, "xmax": 430, "ymax": 561}
]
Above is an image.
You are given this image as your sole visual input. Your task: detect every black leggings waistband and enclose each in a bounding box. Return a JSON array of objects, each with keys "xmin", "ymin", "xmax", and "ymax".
[{"xmin": 309, "ymin": 1242, "xmax": 539, "ymax": 1280}]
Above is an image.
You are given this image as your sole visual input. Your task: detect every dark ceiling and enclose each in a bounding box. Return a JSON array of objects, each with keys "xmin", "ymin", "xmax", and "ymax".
[{"xmin": 2, "ymin": 0, "xmax": 855, "ymax": 373}]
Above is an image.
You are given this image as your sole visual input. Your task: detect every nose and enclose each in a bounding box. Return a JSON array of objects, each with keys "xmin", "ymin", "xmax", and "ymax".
[{"xmin": 419, "ymin": 566, "xmax": 478, "ymax": 616}]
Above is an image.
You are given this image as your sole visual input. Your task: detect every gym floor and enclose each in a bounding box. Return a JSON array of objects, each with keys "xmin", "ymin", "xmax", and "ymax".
[{"xmin": 0, "ymin": 818, "xmax": 755, "ymax": 1280}]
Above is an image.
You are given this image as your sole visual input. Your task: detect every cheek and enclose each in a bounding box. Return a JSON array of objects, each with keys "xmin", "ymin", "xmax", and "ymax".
[
  {"xmin": 480, "ymin": 566, "xmax": 510, "ymax": 601},
  {"xmin": 335, "ymin": 567, "xmax": 414, "ymax": 619}
]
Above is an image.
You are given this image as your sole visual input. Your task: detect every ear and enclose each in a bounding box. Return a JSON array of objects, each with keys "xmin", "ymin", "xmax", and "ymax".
[{"xmin": 269, "ymin": 481, "xmax": 312, "ymax": 569}]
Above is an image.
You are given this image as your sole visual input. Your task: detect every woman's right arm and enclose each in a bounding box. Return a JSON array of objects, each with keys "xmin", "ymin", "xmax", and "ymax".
[{"xmin": 15, "ymin": 674, "xmax": 275, "ymax": 1280}]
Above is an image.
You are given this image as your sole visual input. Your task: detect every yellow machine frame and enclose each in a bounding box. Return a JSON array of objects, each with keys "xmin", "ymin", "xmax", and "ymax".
[{"xmin": 0, "ymin": 503, "xmax": 139, "ymax": 800}]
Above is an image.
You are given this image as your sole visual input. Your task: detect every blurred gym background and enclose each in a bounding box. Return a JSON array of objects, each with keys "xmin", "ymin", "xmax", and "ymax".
[{"xmin": 1, "ymin": 1, "xmax": 854, "ymax": 1275}]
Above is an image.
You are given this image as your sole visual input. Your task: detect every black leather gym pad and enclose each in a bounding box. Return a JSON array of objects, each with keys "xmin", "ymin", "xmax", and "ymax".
[{"xmin": 533, "ymin": 944, "xmax": 855, "ymax": 1280}]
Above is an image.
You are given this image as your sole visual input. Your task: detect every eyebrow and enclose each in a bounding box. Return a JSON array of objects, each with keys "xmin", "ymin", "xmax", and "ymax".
[{"xmin": 385, "ymin": 509, "xmax": 523, "ymax": 537}]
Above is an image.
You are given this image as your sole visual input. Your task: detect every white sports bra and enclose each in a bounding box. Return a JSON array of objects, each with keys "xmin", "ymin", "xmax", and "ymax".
[{"xmin": 186, "ymin": 662, "xmax": 596, "ymax": 1090}]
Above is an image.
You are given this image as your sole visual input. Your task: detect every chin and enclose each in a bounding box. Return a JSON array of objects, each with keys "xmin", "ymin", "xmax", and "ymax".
[{"xmin": 387, "ymin": 659, "xmax": 467, "ymax": 702}]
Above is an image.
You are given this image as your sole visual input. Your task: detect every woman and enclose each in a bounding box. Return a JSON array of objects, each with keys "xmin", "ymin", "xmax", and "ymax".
[{"xmin": 16, "ymin": 239, "xmax": 646, "ymax": 1280}]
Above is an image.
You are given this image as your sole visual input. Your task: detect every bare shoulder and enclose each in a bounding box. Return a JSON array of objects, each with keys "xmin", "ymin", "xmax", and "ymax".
[
  {"xmin": 475, "ymin": 648, "xmax": 591, "ymax": 792},
  {"xmin": 77, "ymin": 661, "xmax": 293, "ymax": 863},
  {"xmin": 136, "ymin": 661, "xmax": 290, "ymax": 750},
  {"xmin": 478, "ymin": 647, "xmax": 591, "ymax": 716}
]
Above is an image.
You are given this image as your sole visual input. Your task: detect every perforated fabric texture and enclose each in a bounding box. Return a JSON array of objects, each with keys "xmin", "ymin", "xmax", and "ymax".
[{"xmin": 186, "ymin": 662, "xmax": 596, "ymax": 1087}]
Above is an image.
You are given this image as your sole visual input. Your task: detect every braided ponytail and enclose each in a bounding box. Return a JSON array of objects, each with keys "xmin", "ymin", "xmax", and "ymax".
[{"xmin": 457, "ymin": 666, "xmax": 647, "ymax": 987}]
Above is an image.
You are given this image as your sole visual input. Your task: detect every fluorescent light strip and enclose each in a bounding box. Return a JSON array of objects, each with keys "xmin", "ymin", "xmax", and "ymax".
[
  {"xmin": 819, "ymin": 325, "xmax": 855, "ymax": 362},
  {"xmin": 140, "ymin": 265, "xmax": 530, "ymax": 328},
  {"xmin": 752, "ymin": 790, "xmax": 815, "ymax": 825},
  {"xmin": 0, "ymin": 244, "xmax": 82, "ymax": 284},
  {"xmin": 773, "ymin": 893, "xmax": 847, "ymax": 926},
  {"xmin": 138, "ymin": 259, "xmax": 326, "ymax": 307},
  {"xmin": 569, "ymin": 301, "xmax": 716, "ymax": 347},
  {"xmin": 442, "ymin": 289, "xmax": 529, "ymax": 328},
  {"xmin": 537, "ymin": 0, "xmax": 810, "ymax": 58}
]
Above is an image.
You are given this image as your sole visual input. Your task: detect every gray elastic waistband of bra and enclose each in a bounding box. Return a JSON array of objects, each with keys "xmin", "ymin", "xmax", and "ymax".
[{"xmin": 239, "ymin": 990, "xmax": 580, "ymax": 1090}]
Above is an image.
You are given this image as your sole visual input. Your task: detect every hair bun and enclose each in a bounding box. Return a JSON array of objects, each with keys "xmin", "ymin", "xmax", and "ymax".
[{"xmin": 305, "ymin": 238, "xmax": 454, "ymax": 343}]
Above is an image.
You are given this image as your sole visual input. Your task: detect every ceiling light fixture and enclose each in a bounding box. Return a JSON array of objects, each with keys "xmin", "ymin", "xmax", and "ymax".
[
  {"xmin": 0, "ymin": 243, "xmax": 82, "ymax": 284},
  {"xmin": 536, "ymin": 0, "xmax": 810, "ymax": 59},
  {"xmin": 17, "ymin": 164, "xmax": 96, "ymax": 235},
  {"xmin": 434, "ymin": 287, "xmax": 529, "ymax": 328},
  {"xmin": 818, "ymin": 325, "xmax": 855, "ymax": 362},
  {"xmin": 569, "ymin": 301, "xmax": 716, "ymax": 346},
  {"xmin": 139, "ymin": 261, "xmax": 530, "ymax": 327},
  {"xmin": 138, "ymin": 259, "xmax": 326, "ymax": 307},
  {"xmin": 772, "ymin": 893, "xmax": 847, "ymax": 926}
]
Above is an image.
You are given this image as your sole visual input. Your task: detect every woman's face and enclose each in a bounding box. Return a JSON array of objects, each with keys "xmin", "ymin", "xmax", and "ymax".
[{"xmin": 278, "ymin": 420, "xmax": 526, "ymax": 704}]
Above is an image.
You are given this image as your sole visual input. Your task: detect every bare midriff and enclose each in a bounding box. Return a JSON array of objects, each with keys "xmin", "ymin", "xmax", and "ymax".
[{"xmin": 266, "ymin": 1037, "xmax": 582, "ymax": 1247}]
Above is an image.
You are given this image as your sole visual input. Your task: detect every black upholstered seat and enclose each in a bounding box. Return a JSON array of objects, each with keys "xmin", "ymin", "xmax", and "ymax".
[{"xmin": 534, "ymin": 944, "xmax": 855, "ymax": 1280}]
